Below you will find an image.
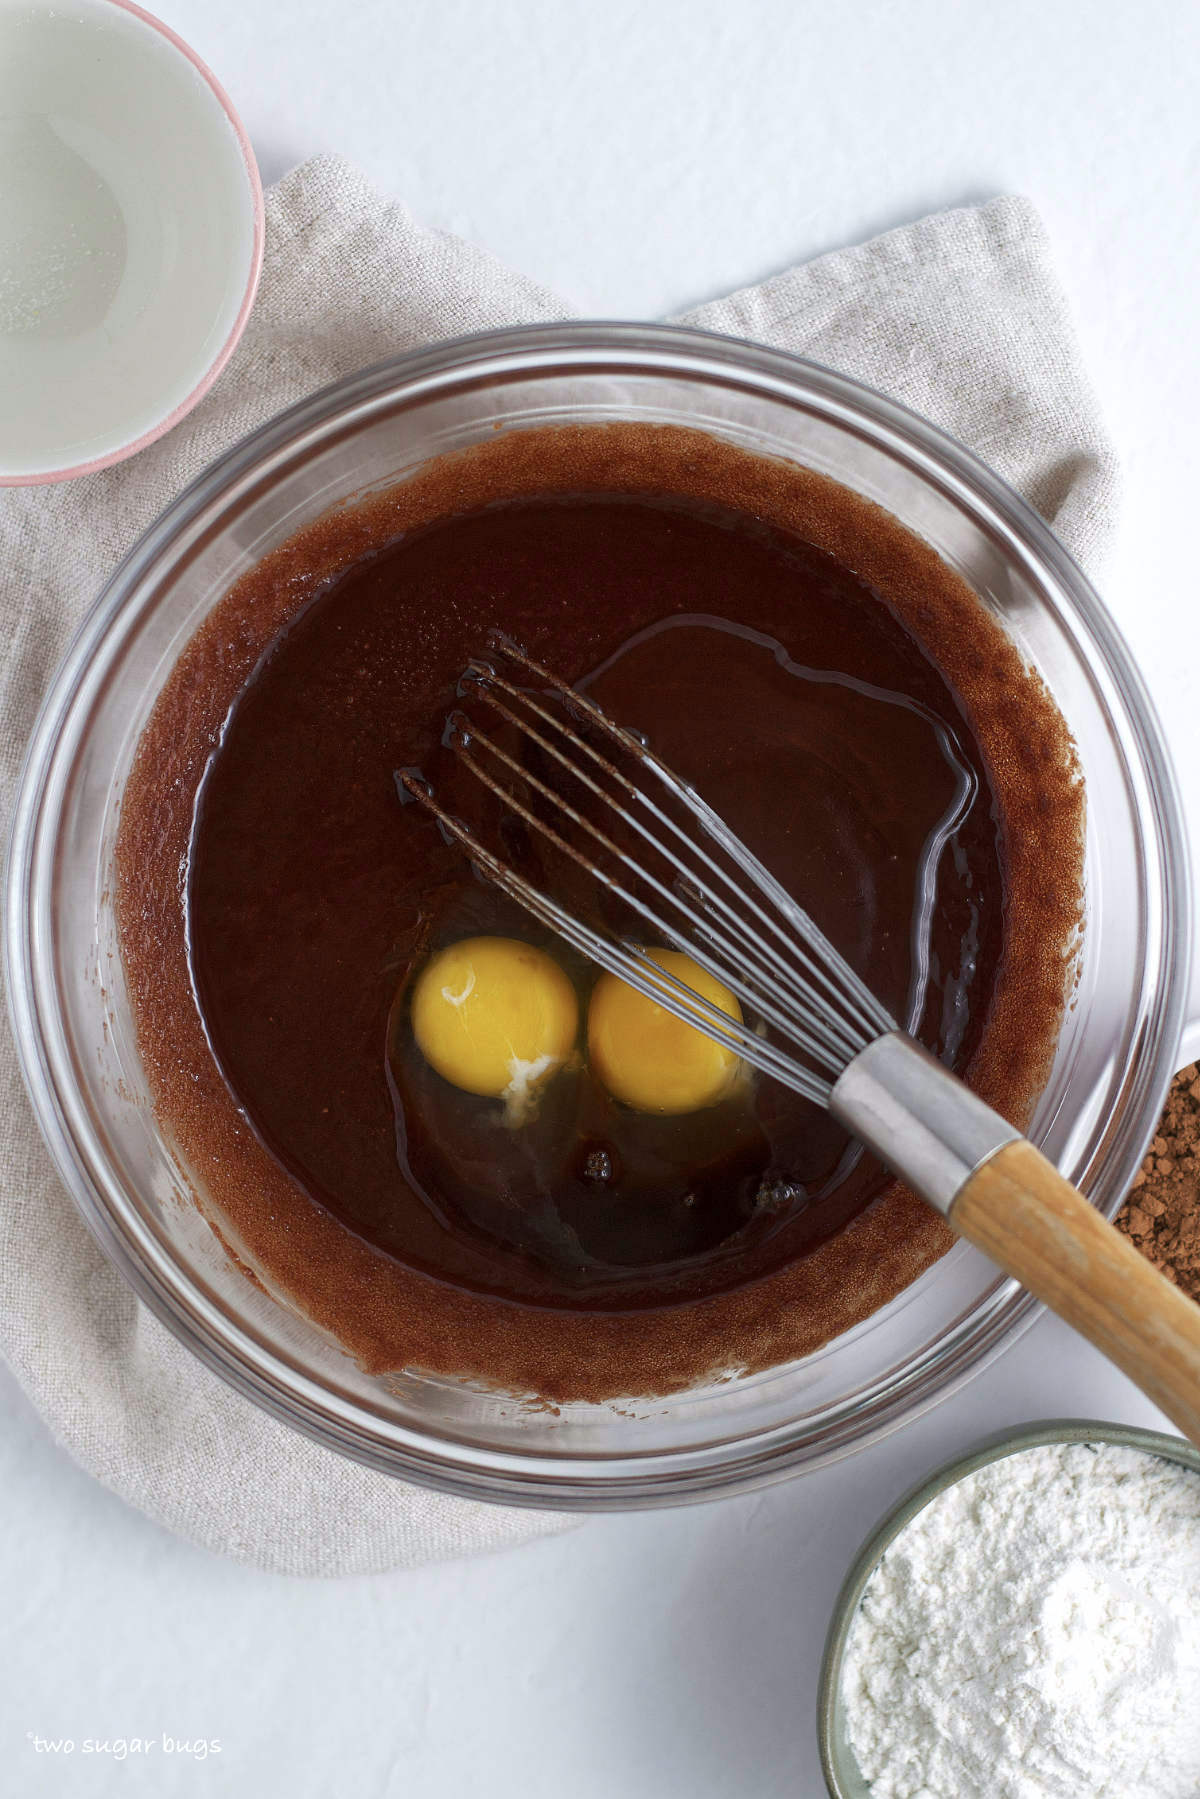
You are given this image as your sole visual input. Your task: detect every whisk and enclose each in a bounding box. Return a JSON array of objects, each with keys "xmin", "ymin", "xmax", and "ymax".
[{"xmin": 399, "ymin": 631, "xmax": 1200, "ymax": 1444}]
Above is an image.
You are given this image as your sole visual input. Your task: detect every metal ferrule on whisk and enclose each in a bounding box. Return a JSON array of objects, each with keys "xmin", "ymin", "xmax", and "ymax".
[{"xmin": 829, "ymin": 1032, "xmax": 1019, "ymax": 1216}]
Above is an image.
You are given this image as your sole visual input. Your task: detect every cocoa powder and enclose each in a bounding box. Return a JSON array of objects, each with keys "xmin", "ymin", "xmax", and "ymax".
[{"xmin": 1118, "ymin": 1063, "xmax": 1200, "ymax": 1302}]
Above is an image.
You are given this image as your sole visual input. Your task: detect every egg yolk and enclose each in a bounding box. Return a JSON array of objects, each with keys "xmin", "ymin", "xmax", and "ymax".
[
  {"xmin": 411, "ymin": 936, "xmax": 578, "ymax": 1106},
  {"xmin": 587, "ymin": 948, "xmax": 743, "ymax": 1115}
]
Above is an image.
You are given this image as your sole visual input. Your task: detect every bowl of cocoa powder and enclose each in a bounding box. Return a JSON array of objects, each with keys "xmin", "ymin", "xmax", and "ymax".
[{"xmin": 1119, "ymin": 1064, "xmax": 1200, "ymax": 1303}]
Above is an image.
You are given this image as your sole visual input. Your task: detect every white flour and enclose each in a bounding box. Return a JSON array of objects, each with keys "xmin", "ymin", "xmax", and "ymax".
[{"xmin": 842, "ymin": 1442, "xmax": 1200, "ymax": 1799}]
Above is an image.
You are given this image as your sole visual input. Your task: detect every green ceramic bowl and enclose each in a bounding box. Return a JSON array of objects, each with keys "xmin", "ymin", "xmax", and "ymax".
[{"xmin": 817, "ymin": 1417, "xmax": 1200, "ymax": 1798}]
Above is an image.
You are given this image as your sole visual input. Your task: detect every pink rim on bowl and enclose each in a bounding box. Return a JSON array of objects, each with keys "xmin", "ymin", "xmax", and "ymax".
[{"xmin": 0, "ymin": 0, "xmax": 265, "ymax": 488}]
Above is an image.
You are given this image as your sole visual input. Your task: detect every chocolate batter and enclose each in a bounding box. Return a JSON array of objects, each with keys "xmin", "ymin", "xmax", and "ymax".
[{"xmin": 116, "ymin": 423, "xmax": 1084, "ymax": 1400}]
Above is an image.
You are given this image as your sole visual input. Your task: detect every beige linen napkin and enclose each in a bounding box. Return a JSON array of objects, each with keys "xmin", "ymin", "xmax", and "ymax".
[{"xmin": 0, "ymin": 155, "xmax": 1118, "ymax": 1575}]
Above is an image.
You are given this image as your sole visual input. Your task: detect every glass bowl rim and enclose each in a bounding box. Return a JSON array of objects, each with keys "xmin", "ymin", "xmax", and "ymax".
[{"xmin": 4, "ymin": 320, "xmax": 1193, "ymax": 1506}]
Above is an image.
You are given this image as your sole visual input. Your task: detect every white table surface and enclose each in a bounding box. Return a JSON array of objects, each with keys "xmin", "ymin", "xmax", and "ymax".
[{"xmin": 3, "ymin": 2, "xmax": 1199, "ymax": 1794}]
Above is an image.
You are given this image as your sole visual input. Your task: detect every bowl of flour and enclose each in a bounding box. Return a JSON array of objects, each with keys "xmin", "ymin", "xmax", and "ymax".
[{"xmin": 818, "ymin": 1420, "xmax": 1200, "ymax": 1799}]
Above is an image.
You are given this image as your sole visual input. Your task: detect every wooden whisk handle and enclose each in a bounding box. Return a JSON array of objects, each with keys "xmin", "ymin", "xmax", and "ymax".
[
  {"xmin": 951, "ymin": 1140, "xmax": 1200, "ymax": 1446},
  {"xmin": 831, "ymin": 1033, "xmax": 1200, "ymax": 1446}
]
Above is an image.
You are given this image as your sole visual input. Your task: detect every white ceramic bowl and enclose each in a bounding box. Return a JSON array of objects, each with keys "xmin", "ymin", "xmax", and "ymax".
[{"xmin": 0, "ymin": 0, "xmax": 263, "ymax": 484}]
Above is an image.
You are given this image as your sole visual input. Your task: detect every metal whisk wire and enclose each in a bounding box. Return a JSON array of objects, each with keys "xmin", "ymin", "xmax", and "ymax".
[
  {"xmin": 396, "ymin": 638, "xmax": 1200, "ymax": 1451},
  {"xmin": 397, "ymin": 632, "xmax": 894, "ymax": 1105}
]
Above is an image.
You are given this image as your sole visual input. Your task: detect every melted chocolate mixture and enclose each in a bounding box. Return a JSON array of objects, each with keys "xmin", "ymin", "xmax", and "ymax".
[
  {"xmin": 187, "ymin": 495, "xmax": 1003, "ymax": 1310},
  {"xmin": 118, "ymin": 424, "xmax": 1083, "ymax": 1401}
]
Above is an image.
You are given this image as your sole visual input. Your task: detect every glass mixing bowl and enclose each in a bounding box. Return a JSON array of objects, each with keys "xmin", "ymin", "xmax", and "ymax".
[{"xmin": 5, "ymin": 324, "xmax": 1194, "ymax": 1507}]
